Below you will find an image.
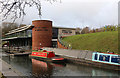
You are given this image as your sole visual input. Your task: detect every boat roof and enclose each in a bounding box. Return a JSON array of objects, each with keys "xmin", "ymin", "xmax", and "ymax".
[{"xmin": 93, "ymin": 52, "xmax": 119, "ymax": 55}]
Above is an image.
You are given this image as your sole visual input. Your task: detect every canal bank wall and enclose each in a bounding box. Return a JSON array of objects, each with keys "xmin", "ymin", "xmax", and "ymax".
[
  {"xmin": 0, "ymin": 72, "xmax": 3, "ymax": 78},
  {"xmin": 43, "ymin": 48, "xmax": 120, "ymax": 71},
  {"xmin": 0, "ymin": 58, "xmax": 24, "ymax": 77},
  {"xmin": 0, "ymin": 48, "xmax": 24, "ymax": 77}
]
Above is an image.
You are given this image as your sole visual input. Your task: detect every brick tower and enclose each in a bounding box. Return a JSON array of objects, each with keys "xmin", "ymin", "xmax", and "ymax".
[{"xmin": 32, "ymin": 20, "xmax": 52, "ymax": 50}]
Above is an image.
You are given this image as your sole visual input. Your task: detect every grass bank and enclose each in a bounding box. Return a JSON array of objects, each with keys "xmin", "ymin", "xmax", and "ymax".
[{"xmin": 62, "ymin": 31, "xmax": 118, "ymax": 54}]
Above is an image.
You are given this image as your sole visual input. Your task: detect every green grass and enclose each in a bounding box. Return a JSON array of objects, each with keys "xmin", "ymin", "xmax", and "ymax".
[{"xmin": 62, "ymin": 31, "xmax": 119, "ymax": 54}]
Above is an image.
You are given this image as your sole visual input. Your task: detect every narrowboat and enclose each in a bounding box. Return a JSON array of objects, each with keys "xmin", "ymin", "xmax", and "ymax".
[
  {"xmin": 29, "ymin": 49, "xmax": 65, "ymax": 63},
  {"xmin": 92, "ymin": 52, "xmax": 120, "ymax": 66}
]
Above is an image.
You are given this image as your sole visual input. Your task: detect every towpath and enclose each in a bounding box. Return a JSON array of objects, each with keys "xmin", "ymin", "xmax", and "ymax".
[{"xmin": 43, "ymin": 48, "xmax": 94, "ymax": 60}]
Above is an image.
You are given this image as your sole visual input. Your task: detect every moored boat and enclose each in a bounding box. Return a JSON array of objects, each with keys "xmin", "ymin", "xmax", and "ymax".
[
  {"xmin": 29, "ymin": 49, "xmax": 65, "ymax": 62},
  {"xmin": 92, "ymin": 52, "xmax": 120, "ymax": 66}
]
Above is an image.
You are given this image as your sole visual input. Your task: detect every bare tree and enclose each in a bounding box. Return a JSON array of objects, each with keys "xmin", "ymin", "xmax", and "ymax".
[
  {"xmin": 2, "ymin": 22, "xmax": 18, "ymax": 34},
  {"xmin": 75, "ymin": 27, "xmax": 82, "ymax": 34},
  {"xmin": 0, "ymin": 0, "xmax": 60, "ymax": 22},
  {"xmin": 81, "ymin": 27, "xmax": 90, "ymax": 34}
]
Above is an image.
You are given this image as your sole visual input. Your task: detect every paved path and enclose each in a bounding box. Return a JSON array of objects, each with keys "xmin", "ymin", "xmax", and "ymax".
[{"xmin": 43, "ymin": 48, "xmax": 94, "ymax": 60}]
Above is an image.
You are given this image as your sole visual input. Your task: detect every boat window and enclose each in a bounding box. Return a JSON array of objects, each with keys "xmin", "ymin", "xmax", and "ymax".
[
  {"xmin": 99, "ymin": 55, "xmax": 110, "ymax": 62},
  {"xmin": 44, "ymin": 29, "xmax": 48, "ymax": 31},
  {"xmin": 94, "ymin": 54, "xmax": 98, "ymax": 60},
  {"xmin": 111, "ymin": 56, "xmax": 120, "ymax": 63},
  {"xmin": 42, "ymin": 27, "xmax": 47, "ymax": 28}
]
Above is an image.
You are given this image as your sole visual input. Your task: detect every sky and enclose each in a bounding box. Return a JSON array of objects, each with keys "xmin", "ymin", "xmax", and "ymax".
[{"xmin": 2, "ymin": 0, "xmax": 120, "ymax": 29}]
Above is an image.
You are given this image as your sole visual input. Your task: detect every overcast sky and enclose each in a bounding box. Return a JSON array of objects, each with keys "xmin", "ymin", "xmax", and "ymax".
[{"xmin": 9, "ymin": 0, "xmax": 120, "ymax": 28}]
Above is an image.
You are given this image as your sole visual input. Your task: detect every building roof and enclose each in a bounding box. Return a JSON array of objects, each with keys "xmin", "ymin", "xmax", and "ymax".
[
  {"xmin": 53, "ymin": 26, "xmax": 76, "ymax": 30},
  {"xmin": 5, "ymin": 25, "xmax": 34, "ymax": 35},
  {"xmin": 5, "ymin": 25, "xmax": 76, "ymax": 35}
]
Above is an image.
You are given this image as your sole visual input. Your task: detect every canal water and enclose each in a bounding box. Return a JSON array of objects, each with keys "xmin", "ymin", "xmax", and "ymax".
[{"xmin": 1, "ymin": 52, "xmax": 120, "ymax": 77}]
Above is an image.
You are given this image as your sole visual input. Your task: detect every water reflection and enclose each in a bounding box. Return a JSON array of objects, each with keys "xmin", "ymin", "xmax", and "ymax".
[
  {"xmin": 32, "ymin": 58, "xmax": 67, "ymax": 77},
  {"xmin": 2, "ymin": 55, "xmax": 120, "ymax": 76},
  {"xmin": 32, "ymin": 59, "xmax": 53, "ymax": 77}
]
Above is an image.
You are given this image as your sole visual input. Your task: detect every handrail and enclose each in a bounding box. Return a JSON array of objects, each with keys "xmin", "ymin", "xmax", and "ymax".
[{"xmin": 58, "ymin": 35, "xmax": 72, "ymax": 49}]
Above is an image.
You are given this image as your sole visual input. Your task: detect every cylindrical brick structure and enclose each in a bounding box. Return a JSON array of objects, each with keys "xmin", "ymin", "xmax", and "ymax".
[{"xmin": 32, "ymin": 20, "xmax": 52, "ymax": 50}]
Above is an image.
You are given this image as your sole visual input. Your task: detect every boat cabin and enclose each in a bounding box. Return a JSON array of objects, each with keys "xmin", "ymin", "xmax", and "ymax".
[{"xmin": 92, "ymin": 52, "xmax": 120, "ymax": 66}]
